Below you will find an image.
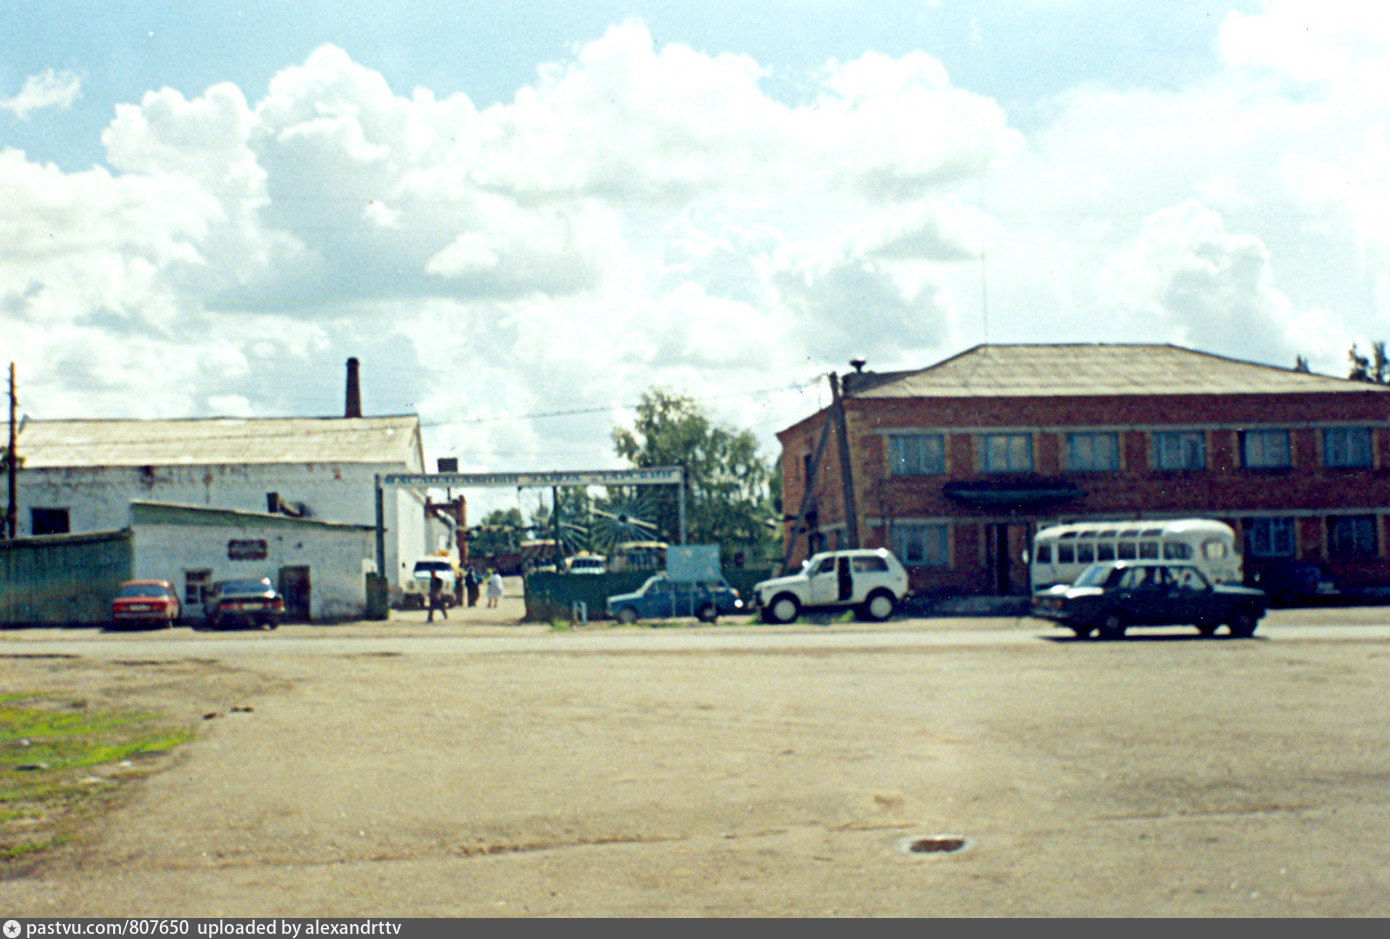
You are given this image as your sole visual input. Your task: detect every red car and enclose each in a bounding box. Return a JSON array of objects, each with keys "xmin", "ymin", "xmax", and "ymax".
[{"xmin": 111, "ymin": 579, "xmax": 182, "ymax": 629}]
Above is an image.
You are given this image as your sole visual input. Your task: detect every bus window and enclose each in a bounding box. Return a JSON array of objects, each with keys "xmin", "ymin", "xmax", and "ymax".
[
  {"xmin": 1097, "ymin": 542, "xmax": 1116, "ymax": 561},
  {"xmin": 1138, "ymin": 540, "xmax": 1159, "ymax": 559},
  {"xmin": 1202, "ymin": 539, "xmax": 1227, "ymax": 559},
  {"xmin": 1163, "ymin": 541, "xmax": 1193, "ymax": 560},
  {"xmin": 1077, "ymin": 543, "xmax": 1095, "ymax": 563},
  {"xmin": 1117, "ymin": 541, "xmax": 1136, "ymax": 559},
  {"xmin": 1057, "ymin": 544, "xmax": 1074, "ymax": 563},
  {"xmin": 1035, "ymin": 544, "xmax": 1052, "ymax": 564}
]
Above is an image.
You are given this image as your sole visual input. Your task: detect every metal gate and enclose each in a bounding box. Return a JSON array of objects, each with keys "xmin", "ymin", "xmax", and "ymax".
[{"xmin": 0, "ymin": 530, "xmax": 133, "ymax": 626}]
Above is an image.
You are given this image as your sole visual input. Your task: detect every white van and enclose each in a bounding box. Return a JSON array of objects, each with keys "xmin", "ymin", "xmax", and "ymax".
[{"xmin": 1029, "ymin": 518, "xmax": 1241, "ymax": 593}]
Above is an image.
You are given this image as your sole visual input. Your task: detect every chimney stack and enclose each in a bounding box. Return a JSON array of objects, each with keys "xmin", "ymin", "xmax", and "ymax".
[{"xmin": 345, "ymin": 357, "xmax": 362, "ymax": 418}]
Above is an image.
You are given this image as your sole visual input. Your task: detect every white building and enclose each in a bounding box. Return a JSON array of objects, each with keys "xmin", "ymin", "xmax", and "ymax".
[
  {"xmin": 12, "ymin": 414, "xmax": 451, "ymax": 611},
  {"xmin": 129, "ymin": 500, "xmax": 377, "ymax": 622}
]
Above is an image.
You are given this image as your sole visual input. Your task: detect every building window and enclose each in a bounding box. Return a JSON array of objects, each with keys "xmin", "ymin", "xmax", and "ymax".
[
  {"xmin": 1064, "ymin": 432, "xmax": 1119, "ymax": 472},
  {"xmin": 29, "ymin": 508, "xmax": 69, "ymax": 535},
  {"xmin": 888, "ymin": 433, "xmax": 945, "ymax": 475},
  {"xmin": 1328, "ymin": 515, "xmax": 1378, "ymax": 559},
  {"xmin": 1245, "ymin": 518, "xmax": 1295, "ymax": 558},
  {"xmin": 1323, "ymin": 427, "xmax": 1373, "ymax": 469},
  {"xmin": 1242, "ymin": 429, "xmax": 1291, "ymax": 469},
  {"xmin": 1154, "ymin": 431, "xmax": 1206, "ymax": 470},
  {"xmin": 980, "ymin": 433, "xmax": 1032, "ymax": 473},
  {"xmin": 184, "ymin": 570, "xmax": 213, "ymax": 608},
  {"xmin": 891, "ymin": 523, "xmax": 949, "ymax": 567}
]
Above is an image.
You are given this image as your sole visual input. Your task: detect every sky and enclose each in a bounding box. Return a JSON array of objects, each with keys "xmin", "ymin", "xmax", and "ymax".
[{"xmin": 5, "ymin": 0, "xmax": 1390, "ymax": 515}]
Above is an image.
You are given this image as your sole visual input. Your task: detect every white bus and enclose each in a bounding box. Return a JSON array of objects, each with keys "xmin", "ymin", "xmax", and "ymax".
[{"xmin": 1029, "ymin": 518, "xmax": 1242, "ymax": 593}]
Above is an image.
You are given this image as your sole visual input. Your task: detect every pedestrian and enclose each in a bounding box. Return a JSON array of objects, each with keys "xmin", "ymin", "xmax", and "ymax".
[
  {"xmin": 428, "ymin": 572, "xmax": 448, "ymax": 622},
  {"xmin": 486, "ymin": 569, "xmax": 504, "ymax": 608},
  {"xmin": 465, "ymin": 567, "xmax": 480, "ymax": 607}
]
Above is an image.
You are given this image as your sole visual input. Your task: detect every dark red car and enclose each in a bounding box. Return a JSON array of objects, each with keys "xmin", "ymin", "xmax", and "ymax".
[{"xmin": 111, "ymin": 580, "xmax": 182, "ymax": 629}]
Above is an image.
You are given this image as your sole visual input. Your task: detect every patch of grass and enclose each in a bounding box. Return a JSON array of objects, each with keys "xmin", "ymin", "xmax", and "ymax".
[{"xmin": 1, "ymin": 695, "xmax": 194, "ymax": 866}]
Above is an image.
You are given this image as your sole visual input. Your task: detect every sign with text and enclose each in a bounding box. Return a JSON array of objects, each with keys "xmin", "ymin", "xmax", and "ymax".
[{"xmin": 380, "ymin": 467, "xmax": 684, "ymax": 488}]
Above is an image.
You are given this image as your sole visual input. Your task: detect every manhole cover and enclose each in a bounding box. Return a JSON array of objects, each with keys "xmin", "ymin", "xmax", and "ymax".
[{"xmin": 899, "ymin": 834, "xmax": 970, "ymax": 856}]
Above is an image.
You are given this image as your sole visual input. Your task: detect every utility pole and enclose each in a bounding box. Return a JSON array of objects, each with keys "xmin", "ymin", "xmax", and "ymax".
[
  {"xmin": 6, "ymin": 363, "xmax": 17, "ymax": 540},
  {"xmin": 829, "ymin": 371, "xmax": 859, "ymax": 549}
]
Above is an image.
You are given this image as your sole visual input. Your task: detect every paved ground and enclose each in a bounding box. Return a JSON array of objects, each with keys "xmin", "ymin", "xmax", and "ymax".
[{"xmin": 2, "ymin": 583, "xmax": 1388, "ymax": 917}]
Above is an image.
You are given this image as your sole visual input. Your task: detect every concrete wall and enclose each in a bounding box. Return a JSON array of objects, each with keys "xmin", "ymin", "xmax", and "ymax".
[
  {"xmin": 16, "ymin": 461, "xmax": 433, "ymax": 595},
  {"xmin": 132, "ymin": 519, "xmax": 375, "ymax": 622}
]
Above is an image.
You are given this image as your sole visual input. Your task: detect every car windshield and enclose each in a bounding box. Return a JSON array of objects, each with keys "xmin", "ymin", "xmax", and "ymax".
[
  {"xmin": 413, "ymin": 561, "xmax": 452, "ymax": 574},
  {"xmin": 117, "ymin": 583, "xmax": 168, "ymax": 598},
  {"xmin": 639, "ymin": 575, "xmax": 666, "ymax": 594},
  {"xmin": 219, "ymin": 579, "xmax": 272, "ymax": 594},
  {"xmin": 1073, "ymin": 563, "xmax": 1116, "ymax": 588}
]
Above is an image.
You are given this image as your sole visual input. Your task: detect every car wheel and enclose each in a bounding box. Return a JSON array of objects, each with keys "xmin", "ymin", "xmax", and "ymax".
[
  {"xmin": 764, "ymin": 594, "xmax": 800, "ymax": 624},
  {"xmin": 1098, "ymin": 612, "xmax": 1127, "ymax": 640},
  {"xmin": 1070, "ymin": 624, "xmax": 1095, "ymax": 639},
  {"xmin": 615, "ymin": 606, "xmax": 639, "ymax": 625},
  {"xmin": 1195, "ymin": 621, "xmax": 1221, "ymax": 638},
  {"xmin": 1228, "ymin": 608, "xmax": 1258, "ymax": 638},
  {"xmin": 859, "ymin": 590, "xmax": 897, "ymax": 622},
  {"xmin": 696, "ymin": 604, "xmax": 718, "ymax": 624}
]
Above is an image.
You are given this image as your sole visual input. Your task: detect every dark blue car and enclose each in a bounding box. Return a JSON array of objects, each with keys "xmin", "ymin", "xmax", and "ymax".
[{"xmin": 606, "ymin": 574, "xmax": 745, "ymax": 624}]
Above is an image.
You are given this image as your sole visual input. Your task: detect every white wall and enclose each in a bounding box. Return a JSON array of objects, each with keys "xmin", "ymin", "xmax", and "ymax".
[
  {"xmin": 17, "ymin": 461, "xmax": 431, "ymax": 592},
  {"xmin": 132, "ymin": 520, "xmax": 376, "ymax": 621}
]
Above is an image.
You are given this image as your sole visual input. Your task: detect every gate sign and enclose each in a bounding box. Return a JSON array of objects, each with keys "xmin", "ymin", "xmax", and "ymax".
[{"xmin": 380, "ymin": 467, "xmax": 684, "ymax": 488}]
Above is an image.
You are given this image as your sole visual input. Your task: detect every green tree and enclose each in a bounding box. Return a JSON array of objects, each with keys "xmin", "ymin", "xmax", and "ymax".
[
  {"xmin": 465, "ymin": 507, "xmax": 526, "ymax": 556},
  {"xmin": 611, "ymin": 388, "xmax": 777, "ymax": 563},
  {"xmin": 1348, "ymin": 341, "xmax": 1388, "ymax": 383}
]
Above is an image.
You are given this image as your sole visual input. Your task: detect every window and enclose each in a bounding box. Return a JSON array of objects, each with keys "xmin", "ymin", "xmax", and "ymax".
[
  {"xmin": 1162, "ymin": 541, "xmax": 1193, "ymax": 560},
  {"xmin": 1034, "ymin": 544, "xmax": 1052, "ymax": 563},
  {"xmin": 1242, "ymin": 429, "xmax": 1291, "ymax": 469},
  {"xmin": 1064, "ymin": 432, "xmax": 1119, "ymax": 471},
  {"xmin": 980, "ymin": 433, "xmax": 1032, "ymax": 472},
  {"xmin": 1245, "ymin": 518, "xmax": 1295, "ymax": 558},
  {"xmin": 29, "ymin": 508, "xmax": 69, "ymax": 535},
  {"xmin": 852, "ymin": 555, "xmax": 890, "ymax": 573},
  {"xmin": 1154, "ymin": 431, "xmax": 1206, "ymax": 470},
  {"xmin": 888, "ymin": 433, "xmax": 945, "ymax": 475},
  {"xmin": 1329, "ymin": 515, "xmax": 1378, "ymax": 559},
  {"xmin": 891, "ymin": 523, "xmax": 948, "ymax": 567},
  {"xmin": 1323, "ymin": 427, "xmax": 1373, "ymax": 469}
]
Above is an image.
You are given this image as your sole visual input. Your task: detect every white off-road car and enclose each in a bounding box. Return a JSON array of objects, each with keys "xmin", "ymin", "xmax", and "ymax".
[{"xmin": 754, "ymin": 548, "xmax": 910, "ymax": 623}]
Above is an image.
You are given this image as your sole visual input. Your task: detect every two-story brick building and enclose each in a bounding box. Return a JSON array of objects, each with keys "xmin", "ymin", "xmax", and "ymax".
[{"xmin": 777, "ymin": 343, "xmax": 1390, "ymax": 596}]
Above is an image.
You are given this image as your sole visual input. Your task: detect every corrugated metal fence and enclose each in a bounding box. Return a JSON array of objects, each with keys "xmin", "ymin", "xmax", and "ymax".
[{"xmin": 0, "ymin": 530, "xmax": 133, "ymax": 626}]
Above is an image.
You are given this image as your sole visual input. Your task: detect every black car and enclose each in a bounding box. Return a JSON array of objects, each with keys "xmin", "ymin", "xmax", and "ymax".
[
  {"xmin": 203, "ymin": 577, "xmax": 285, "ymax": 630},
  {"xmin": 1031, "ymin": 560, "xmax": 1267, "ymax": 639},
  {"xmin": 1247, "ymin": 560, "xmax": 1341, "ymax": 607}
]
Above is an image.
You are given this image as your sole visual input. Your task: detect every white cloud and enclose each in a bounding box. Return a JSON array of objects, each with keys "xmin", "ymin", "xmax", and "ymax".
[
  {"xmin": 8, "ymin": 7, "xmax": 1390, "ymax": 483},
  {"xmin": 1, "ymin": 69, "xmax": 81, "ymax": 119}
]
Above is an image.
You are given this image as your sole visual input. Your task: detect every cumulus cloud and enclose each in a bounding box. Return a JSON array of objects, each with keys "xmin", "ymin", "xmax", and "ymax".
[
  {"xmin": 1, "ymin": 69, "xmax": 81, "ymax": 119},
  {"xmin": 8, "ymin": 7, "xmax": 1390, "ymax": 490}
]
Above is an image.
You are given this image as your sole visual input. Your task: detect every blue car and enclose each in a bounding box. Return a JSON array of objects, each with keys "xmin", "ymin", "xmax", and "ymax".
[{"xmin": 606, "ymin": 574, "xmax": 745, "ymax": 624}]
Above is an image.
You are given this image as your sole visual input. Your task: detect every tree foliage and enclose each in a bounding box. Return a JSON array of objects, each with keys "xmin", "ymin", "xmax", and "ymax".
[
  {"xmin": 611, "ymin": 388, "xmax": 776, "ymax": 562},
  {"xmin": 1348, "ymin": 341, "xmax": 1389, "ymax": 384}
]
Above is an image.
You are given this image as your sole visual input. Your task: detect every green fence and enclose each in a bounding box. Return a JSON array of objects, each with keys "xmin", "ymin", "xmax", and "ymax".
[
  {"xmin": 0, "ymin": 530, "xmax": 134, "ymax": 627},
  {"xmin": 523, "ymin": 568, "xmax": 774, "ymax": 622}
]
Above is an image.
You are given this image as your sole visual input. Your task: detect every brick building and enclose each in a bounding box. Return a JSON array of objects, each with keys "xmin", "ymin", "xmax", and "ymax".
[{"xmin": 776, "ymin": 343, "xmax": 1390, "ymax": 596}]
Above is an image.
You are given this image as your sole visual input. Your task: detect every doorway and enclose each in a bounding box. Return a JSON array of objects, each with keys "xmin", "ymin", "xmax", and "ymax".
[
  {"xmin": 990, "ymin": 523, "xmax": 1031, "ymax": 595},
  {"xmin": 278, "ymin": 566, "xmax": 311, "ymax": 622}
]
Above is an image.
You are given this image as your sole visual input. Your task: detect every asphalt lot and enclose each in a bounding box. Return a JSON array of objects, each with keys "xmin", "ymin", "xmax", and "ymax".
[{"xmin": 2, "ymin": 588, "xmax": 1389, "ymax": 917}]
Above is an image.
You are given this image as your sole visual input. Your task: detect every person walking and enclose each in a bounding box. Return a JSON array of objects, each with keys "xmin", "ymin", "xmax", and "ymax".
[
  {"xmin": 427, "ymin": 572, "xmax": 448, "ymax": 622},
  {"xmin": 486, "ymin": 569, "xmax": 504, "ymax": 608},
  {"xmin": 465, "ymin": 567, "xmax": 480, "ymax": 607}
]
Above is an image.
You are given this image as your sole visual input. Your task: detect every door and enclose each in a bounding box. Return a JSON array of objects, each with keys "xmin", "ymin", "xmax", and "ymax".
[
  {"xmin": 992, "ymin": 524, "xmax": 1032, "ymax": 595},
  {"xmin": 279, "ymin": 566, "xmax": 311, "ymax": 622}
]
